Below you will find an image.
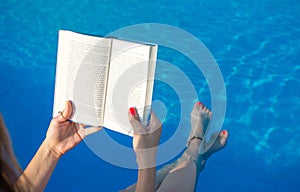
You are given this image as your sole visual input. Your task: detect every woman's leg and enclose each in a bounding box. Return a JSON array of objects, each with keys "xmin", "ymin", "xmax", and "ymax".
[
  {"xmin": 156, "ymin": 102, "xmax": 228, "ymax": 192},
  {"xmin": 121, "ymin": 102, "xmax": 228, "ymax": 192},
  {"xmin": 156, "ymin": 131, "xmax": 228, "ymax": 192}
]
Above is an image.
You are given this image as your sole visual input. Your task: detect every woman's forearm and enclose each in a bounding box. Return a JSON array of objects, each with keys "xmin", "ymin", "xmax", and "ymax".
[
  {"xmin": 136, "ymin": 167, "xmax": 156, "ymax": 192},
  {"xmin": 16, "ymin": 139, "xmax": 60, "ymax": 192}
]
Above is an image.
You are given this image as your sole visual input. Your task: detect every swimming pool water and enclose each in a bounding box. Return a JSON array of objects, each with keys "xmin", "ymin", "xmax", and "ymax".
[{"xmin": 0, "ymin": 0, "xmax": 299, "ymax": 191}]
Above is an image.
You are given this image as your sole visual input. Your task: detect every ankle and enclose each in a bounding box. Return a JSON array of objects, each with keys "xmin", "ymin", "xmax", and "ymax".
[
  {"xmin": 185, "ymin": 141, "xmax": 201, "ymax": 161},
  {"xmin": 188, "ymin": 136, "xmax": 202, "ymax": 146}
]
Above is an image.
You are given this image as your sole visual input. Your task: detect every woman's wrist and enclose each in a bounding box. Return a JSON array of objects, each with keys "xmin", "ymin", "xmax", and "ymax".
[
  {"xmin": 135, "ymin": 148, "xmax": 157, "ymax": 169},
  {"xmin": 43, "ymin": 138, "xmax": 63, "ymax": 159}
]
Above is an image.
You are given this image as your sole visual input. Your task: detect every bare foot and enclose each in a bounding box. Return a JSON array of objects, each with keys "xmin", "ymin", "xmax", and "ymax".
[
  {"xmin": 186, "ymin": 102, "xmax": 228, "ymax": 167},
  {"xmin": 153, "ymin": 102, "xmax": 213, "ymax": 190},
  {"xmin": 187, "ymin": 101, "xmax": 212, "ymax": 146},
  {"xmin": 185, "ymin": 102, "xmax": 212, "ymax": 161},
  {"xmin": 201, "ymin": 130, "xmax": 228, "ymax": 160}
]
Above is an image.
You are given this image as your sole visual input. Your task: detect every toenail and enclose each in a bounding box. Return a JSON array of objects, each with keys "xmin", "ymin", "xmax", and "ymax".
[
  {"xmin": 197, "ymin": 101, "xmax": 202, "ymax": 105},
  {"xmin": 221, "ymin": 130, "xmax": 227, "ymax": 135}
]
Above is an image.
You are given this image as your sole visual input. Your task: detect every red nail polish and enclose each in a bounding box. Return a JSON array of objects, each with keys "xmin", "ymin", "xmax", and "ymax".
[
  {"xmin": 129, "ymin": 107, "xmax": 136, "ymax": 116},
  {"xmin": 197, "ymin": 101, "xmax": 202, "ymax": 105},
  {"xmin": 221, "ymin": 130, "xmax": 227, "ymax": 135}
]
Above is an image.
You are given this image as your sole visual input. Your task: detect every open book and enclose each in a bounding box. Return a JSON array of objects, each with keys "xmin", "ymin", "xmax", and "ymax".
[{"xmin": 53, "ymin": 30, "xmax": 157, "ymax": 136}]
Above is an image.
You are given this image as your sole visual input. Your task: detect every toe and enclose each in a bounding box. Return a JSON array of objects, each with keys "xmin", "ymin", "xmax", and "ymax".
[
  {"xmin": 220, "ymin": 130, "xmax": 228, "ymax": 138},
  {"xmin": 196, "ymin": 101, "xmax": 202, "ymax": 106},
  {"xmin": 192, "ymin": 101, "xmax": 202, "ymax": 114},
  {"xmin": 219, "ymin": 130, "xmax": 228, "ymax": 146}
]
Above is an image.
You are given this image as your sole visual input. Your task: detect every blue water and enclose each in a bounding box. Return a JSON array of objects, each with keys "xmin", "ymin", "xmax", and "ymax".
[{"xmin": 1, "ymin": 0, "xmax": 299, "ymax": 191}]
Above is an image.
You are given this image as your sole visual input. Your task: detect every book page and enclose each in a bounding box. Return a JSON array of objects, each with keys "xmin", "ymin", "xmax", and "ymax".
[
  {"xmin": 53, "ymin": 30, "xmax": 111, "ymax": 126},
  {"xmin": 103, "ymin": 39, "xmax": 152, "ymax": 136},
  {"xmin": 144, "ymin": 45, "xmax": 158, "ymax": 119}
]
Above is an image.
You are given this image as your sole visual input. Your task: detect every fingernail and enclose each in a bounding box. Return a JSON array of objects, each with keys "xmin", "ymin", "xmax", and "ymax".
[
  {"xmin": 129, "ymin": 107, "xmax": 136, "ymax": 116},
  {"xmin": 197, "ymin": 101, "xmax": 202, "ymax": 105},
  {"xmin": 221, "ymin": 130, "xmax": 227, "ymax": 135}
]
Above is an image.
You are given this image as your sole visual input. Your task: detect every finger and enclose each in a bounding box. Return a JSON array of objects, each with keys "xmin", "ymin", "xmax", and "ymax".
[
  {"xmin": 55, "ymin": 112, "xmax": 68, "ymax": 123},
  {"xmin": 146, "ymin": 111, "xmax": 162, "ymax": 134},
  {"xmin": 128, "ymin": 107, "xmax": 146, "ymax": 134},
  {"xmin": 129, "ymin": 107, "xmax": 140, "ymax": 121},
  {"xmin": 62, "ymin": 100, "xmax": 73, "ymax": 120}
]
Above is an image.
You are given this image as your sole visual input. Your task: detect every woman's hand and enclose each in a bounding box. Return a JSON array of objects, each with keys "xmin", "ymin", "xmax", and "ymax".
[
  {"xmin": 45, "ymin": 101, "xmax": 102, "ymax": 158},
  {"xmin": 128, "ymin": 107, "xmax": 162, "ymax": 169}
]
